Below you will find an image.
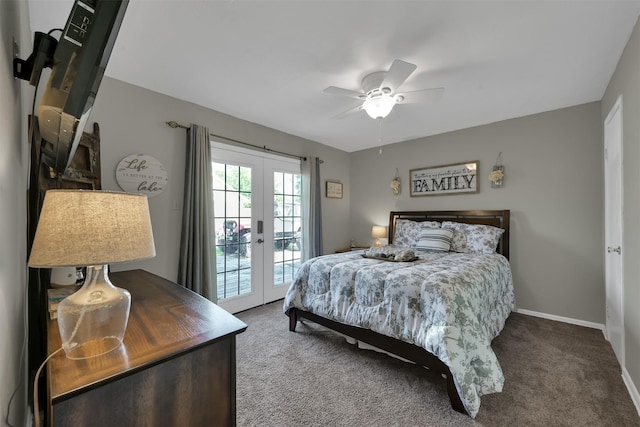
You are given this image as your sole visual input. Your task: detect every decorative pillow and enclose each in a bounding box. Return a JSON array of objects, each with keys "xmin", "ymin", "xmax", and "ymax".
[
  {"xmin": 442, "ymin": 221, "xmax": 505, "ymax": 254},
  {"xmin": 415, "ymin": 228, "xmax": 454, "ymax": 252},
  {"xmin": 393, "ymin": 249, "xmax": 416, "ymax": 262},
  {"xmin": 442, "ymin": 221, "xmax": 469, "ymax": 253},
  {"xmin": 393, "ymin": 219, "xmax": 440, "ymax": 248},
  {"xmin": 363, "ymin": 245, "xmax": 416, "ymax": 261}
]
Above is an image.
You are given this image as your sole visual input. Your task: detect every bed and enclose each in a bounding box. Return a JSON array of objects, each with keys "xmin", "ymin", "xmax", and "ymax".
[{"xmin": 283, "ymin": 210, "xmax": 514, "ymax": 418}]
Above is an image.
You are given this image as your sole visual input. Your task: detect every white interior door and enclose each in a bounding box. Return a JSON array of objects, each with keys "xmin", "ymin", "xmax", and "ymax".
[
  {"xmin": 211, "ymin": 142, "xmax": 301, "ymax": 313},
  {"xmin": 604, "ymin": 96, "xmax": 624, "ymax": 367}
]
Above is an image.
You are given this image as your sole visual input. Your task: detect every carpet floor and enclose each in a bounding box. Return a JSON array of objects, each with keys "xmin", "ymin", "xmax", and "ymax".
[{"xmin": 235, "ymin": 302, "xmax": 639, "ymax": 427}]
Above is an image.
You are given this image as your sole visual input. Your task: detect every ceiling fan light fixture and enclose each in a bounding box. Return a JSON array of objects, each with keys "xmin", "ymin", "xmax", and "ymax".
[{"xmin": 363, "ymin": 93, "xmax": 396, "ymax": 119}]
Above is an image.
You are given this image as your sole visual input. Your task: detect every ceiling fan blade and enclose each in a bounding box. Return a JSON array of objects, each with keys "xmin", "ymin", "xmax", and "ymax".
[
  {"xmin": 381, "ymin": 59, "xmax": 417, "ymax": 92},
  {"xmin": 323, "ymin": 86, "xmax": 366, "ymax": 99},
  {"xmin": 332, "ymin": 103, "xmax": 364, "ymax": 119},
  {"xmin": 397, "ymin": 87, "xmax": 444, "ymax": 104}
]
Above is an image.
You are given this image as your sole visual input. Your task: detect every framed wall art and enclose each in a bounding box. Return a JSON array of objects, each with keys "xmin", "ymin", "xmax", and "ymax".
[
  {"xmin": 116, "ymin": 154, "xmax": 168, "ymax": 197},
  {"xmin": 409, "ymin": 161, "xmax": 478, "ymax": 197},
  {"xmin": 326, "ymin": 181, "xmax": 343, "ymax": 199}
]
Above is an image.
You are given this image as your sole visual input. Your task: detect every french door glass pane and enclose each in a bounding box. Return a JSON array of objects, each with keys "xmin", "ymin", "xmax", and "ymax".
[
  {"xmin": 273, "ymin": 171, "xmax": 302, "ymax": 286},
  {"xmin": 213, "ymin": 162, "xmax": 252, "ymax": 300}
]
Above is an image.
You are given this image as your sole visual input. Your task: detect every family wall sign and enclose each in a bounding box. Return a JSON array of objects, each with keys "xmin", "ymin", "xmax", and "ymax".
[{"xmin": 409, "ymin": 161, "xmax": 478, "ymax": 197}]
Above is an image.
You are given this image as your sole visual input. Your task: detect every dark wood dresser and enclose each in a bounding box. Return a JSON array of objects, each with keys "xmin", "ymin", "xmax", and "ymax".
[{"xmin": 46, "ymin": 269, "xmax": 247, "ymax": 426}]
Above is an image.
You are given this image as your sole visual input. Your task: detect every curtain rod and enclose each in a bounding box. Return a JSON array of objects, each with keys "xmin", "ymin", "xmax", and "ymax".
[{"xmin": 166, "ymin": 121, "xmax": 314, "ymax": 162}]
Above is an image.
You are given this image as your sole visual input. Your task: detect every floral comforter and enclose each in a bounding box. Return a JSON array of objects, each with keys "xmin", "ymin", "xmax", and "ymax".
[{"xmin": 283, "ymin": 250, "xmax": 515, "ymax": 417}]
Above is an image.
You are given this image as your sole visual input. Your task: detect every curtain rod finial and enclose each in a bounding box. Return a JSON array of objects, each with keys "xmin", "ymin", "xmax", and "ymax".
[{"xmin": 167, "ymin": 121, "xmax": 190, "ymax": 130}]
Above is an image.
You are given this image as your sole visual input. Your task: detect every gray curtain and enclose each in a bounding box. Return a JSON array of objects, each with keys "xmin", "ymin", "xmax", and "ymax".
[
  {"xmin": 178, "ymin": 124, "xmax": 216, "ymax": 301},
  {"xmin": 302, "ymin": 156, "xmax": 323, "ymax": 260}
]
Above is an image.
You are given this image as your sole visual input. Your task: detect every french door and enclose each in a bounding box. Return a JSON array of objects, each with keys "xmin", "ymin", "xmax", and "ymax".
[{"xmin": 211, "ymin": 142, "xmax": 302, "ymax": 314}]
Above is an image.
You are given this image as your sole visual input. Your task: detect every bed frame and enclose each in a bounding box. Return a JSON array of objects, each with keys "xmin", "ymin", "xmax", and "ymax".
[{"xmin": 286, "ymin": 210, "xmax": 510, "ymax": 415}]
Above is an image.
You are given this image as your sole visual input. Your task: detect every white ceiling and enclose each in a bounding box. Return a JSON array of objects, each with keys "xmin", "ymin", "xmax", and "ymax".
[{"xmin": 27, "ymin": 0, "xmax": 640, "ymax": 152}]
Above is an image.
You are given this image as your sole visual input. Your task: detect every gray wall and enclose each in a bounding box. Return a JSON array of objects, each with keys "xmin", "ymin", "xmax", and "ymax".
[
  {"xmin": 90, "ymin": 77, "xmax": 351, "ymax": 280},
  {"xmin": 602, "ymin": 16, "xmax": 640, "ymax": 405},
  {"xmin": 0, "ymin": 1, "xmax": 31, "ymax": 425},
  {"xmin": 3, "ymin": 4, "xmax": 637, "ymax": 421},
  {"xmin": 350, "ymin": 102, "xmax": 604, "ymax": 324}
]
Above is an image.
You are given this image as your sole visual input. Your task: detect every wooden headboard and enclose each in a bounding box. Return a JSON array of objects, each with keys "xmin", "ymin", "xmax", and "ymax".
[{"xmin": 388, "ymin": 210, "xmax": 510, "ymax": 259}]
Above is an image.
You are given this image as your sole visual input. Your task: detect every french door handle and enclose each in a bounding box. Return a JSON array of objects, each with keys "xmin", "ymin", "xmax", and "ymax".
[
  {"xmin": 607, "ymin": 246, "xmax": 621, "ymax": 254},
  {"xmin": 256, "ymin": 238, "xmax": 264, "ymax": 244}
]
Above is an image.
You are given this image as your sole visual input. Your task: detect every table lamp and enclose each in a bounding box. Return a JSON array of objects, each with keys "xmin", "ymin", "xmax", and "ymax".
[
  {"xmin": 28, "ymin": 190, "xmax": 155, "ymax": 359},
  {"xmin": 371, "ymin": 226, "xmax": 387, "ymax": 247}
]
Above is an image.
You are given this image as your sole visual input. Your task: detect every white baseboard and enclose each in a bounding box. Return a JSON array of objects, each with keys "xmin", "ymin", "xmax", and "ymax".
[
  {"xmin": 514, "ymin": 308, "xmax": 604, "ymax": 331},
  {"xmin": 622, "ymin": 368, "xmax": 640, "ymax": 417}
]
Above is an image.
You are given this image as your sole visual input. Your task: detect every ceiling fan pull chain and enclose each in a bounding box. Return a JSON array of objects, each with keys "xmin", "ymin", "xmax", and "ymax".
[{"xmin": 378, "ymin": 119, "xmax": 383, "ymax": 154}]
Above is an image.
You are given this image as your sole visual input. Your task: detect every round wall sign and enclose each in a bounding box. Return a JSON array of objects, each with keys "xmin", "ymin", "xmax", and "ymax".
[{"xmin": 116, "ymin": 154, "xmax": 168, "ymax": 197}]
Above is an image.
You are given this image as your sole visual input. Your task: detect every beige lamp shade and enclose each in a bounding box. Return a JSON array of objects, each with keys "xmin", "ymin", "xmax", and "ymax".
[
  {"xmin": 371, "ymin": 226, "xmax": 387, "ymax": 239},
  {"xmin": 28, "ymin": 190, "xmax": 156, "ymax": 267},
  {"xmin": 371, "ymin": 225, "xmax": 387, "ymax": 247}
]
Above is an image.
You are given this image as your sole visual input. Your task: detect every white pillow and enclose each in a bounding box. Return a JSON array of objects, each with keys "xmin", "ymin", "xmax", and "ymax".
[
  {"xmin": 415, "ymin": 228, "xmax": 454, "ymax": 252},
  {"xmin": 467, "ymin": 224, "xmax": 505, "ymax": 253}
]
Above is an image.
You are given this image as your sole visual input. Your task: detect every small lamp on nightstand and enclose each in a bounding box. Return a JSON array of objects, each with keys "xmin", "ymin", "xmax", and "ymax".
[
  {"xmin": 371, "ymin": 226, "xmax": 387, "ymax": 247},
  {"xmin": 28, "ymin": 190, "xmax": 156, "ymax": 360}
]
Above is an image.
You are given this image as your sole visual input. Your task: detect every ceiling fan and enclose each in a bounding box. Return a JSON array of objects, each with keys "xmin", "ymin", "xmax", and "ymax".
[{"xmin": 323, "ymin": 59, "xmax": 444, "ymax": 119}]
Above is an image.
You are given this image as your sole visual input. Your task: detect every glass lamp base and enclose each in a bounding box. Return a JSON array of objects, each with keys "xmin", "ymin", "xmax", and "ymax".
[{"xmin": 57, "ymin": 264, "xmax": 131, "ymax": 359}]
